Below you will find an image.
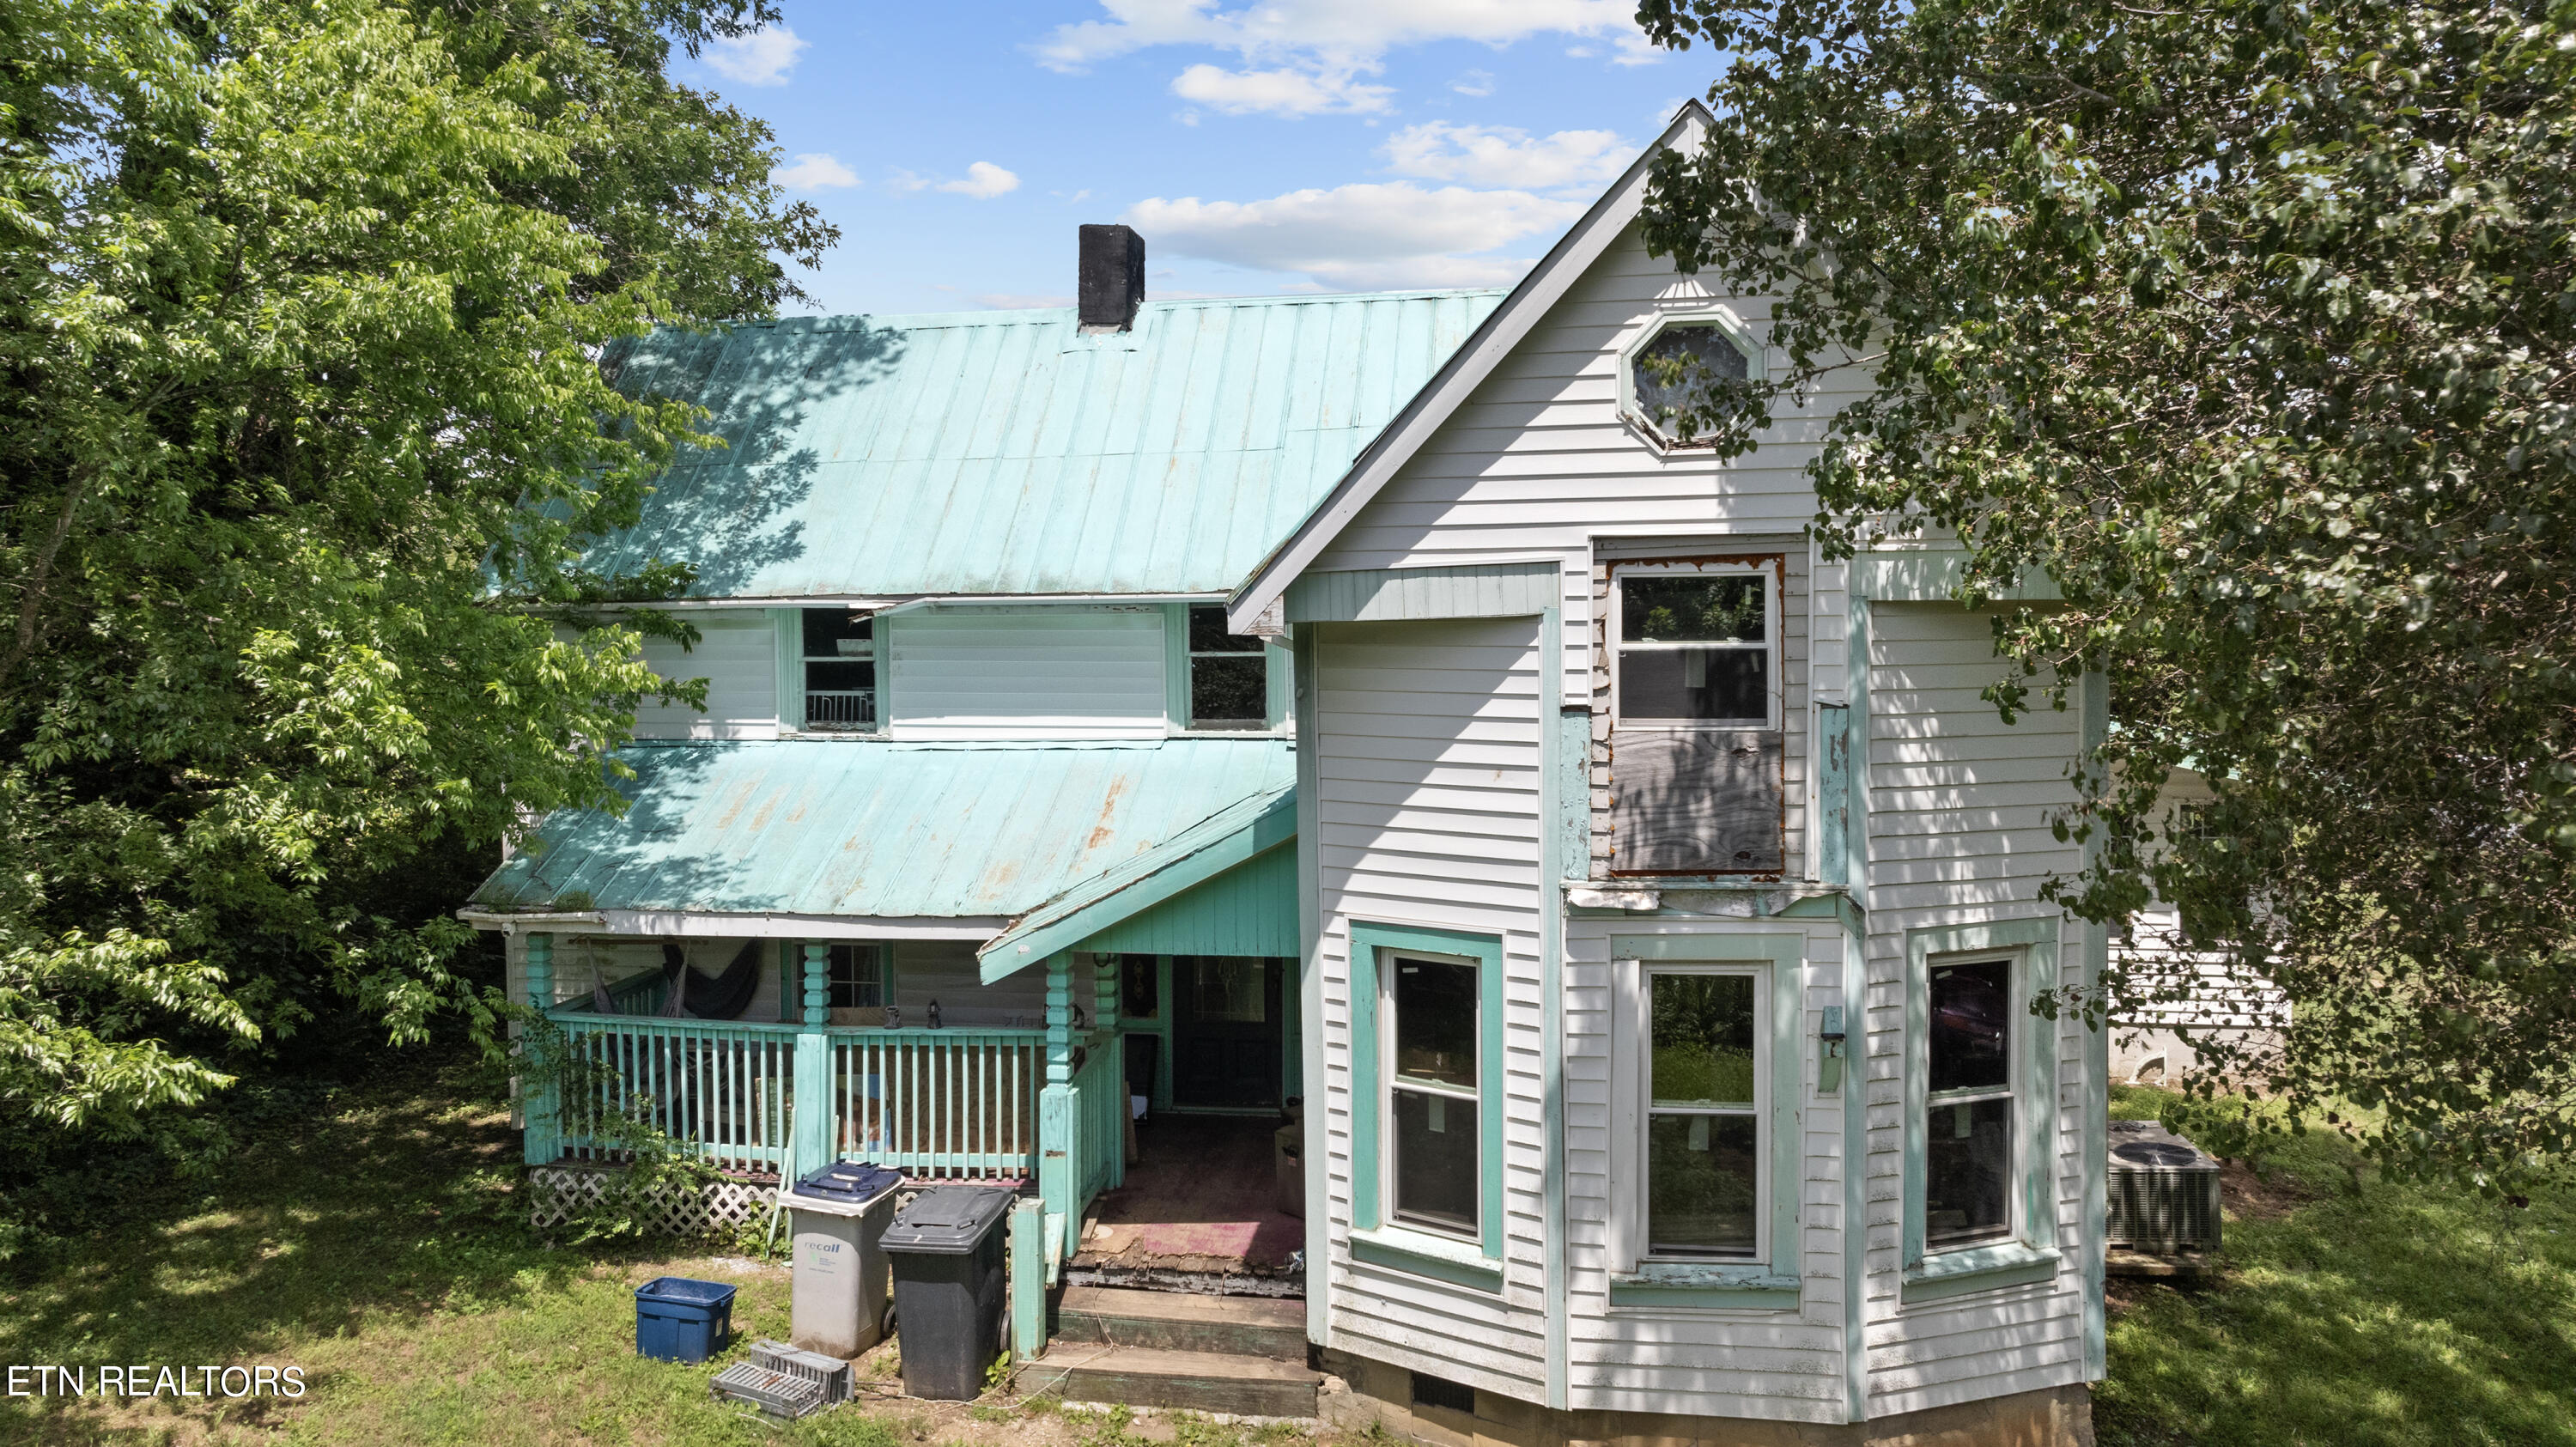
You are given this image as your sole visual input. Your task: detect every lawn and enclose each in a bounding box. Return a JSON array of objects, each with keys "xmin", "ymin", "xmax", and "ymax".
[
  {"xmin": 2096, "ymin": 1085, "xmax": 2576, "ymax": 1447},
  {"xmin": 6, "ymin": 1055, "xmax": 2570, "ymax": 1445}
]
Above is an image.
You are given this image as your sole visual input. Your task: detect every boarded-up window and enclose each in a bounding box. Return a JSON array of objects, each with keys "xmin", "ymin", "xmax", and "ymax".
[{"xmin": 1609, "ymin": 560, "xmax": 1784, "ymax": 873}]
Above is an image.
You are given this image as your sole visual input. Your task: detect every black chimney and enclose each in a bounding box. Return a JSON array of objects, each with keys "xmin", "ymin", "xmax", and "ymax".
[{"xmin": 1078, "ymin": 224, "xmax": 1145, "ymax": 331}]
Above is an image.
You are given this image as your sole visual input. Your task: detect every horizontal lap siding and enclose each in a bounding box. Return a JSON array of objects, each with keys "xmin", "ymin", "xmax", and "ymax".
[
  {"xmin": 635, "ymin": 612, "xmax": 779, "ymax": 739},
  {"xmin": 1563, "ymin": 921, "xmax": 1851, "ymax": 1423},
  {"xmin": 890, "ymin": 608, "xmax": 1165, "ymax": 739},
  {"xmin": 1314, "ymin": 618, "xmax": 1550, "ymax": 1396},
  {"xmin": 1862, "ymin": 604, "xmax": 2090, "ymax": 1417}
]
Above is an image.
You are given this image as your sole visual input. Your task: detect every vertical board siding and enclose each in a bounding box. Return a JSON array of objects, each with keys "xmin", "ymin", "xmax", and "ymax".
[
  {"xmin": 634, "ymin": 612, "xmax": 781, "ymax": 739},
  {"xmin": 1862, "ymin": 603, "xmax": 2091, "ymax": 1417},
  {"xmin": 890, "ymin": 607, "xmax": 1167, "ymax": 739},
  {"xmin": 1312, "ymin": 617, "xmax": 1552, "ymax": 1397}
]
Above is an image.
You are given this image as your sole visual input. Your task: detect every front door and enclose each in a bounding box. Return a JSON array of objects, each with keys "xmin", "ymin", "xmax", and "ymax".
[{"xmin": 1170, "ymin": 956, "xmax": 1282, "ymax": 1111}]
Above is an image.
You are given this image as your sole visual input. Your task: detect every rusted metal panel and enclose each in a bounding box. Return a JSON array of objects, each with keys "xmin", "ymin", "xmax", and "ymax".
[
  {"xmin": 471, "ymin": 738, "xmax": 1294, "ymax": 919},
  {"xmin": 1606, "ymin": 730, "xmax": 1786, "ymax": 874},
  {"xmin": 589, "ymin": 291, "xmax": 1505, "ymax": 600}
]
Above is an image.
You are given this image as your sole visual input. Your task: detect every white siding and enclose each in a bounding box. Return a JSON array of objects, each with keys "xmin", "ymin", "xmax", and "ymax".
[
  {"xmin": 1860, "ymin": 603, "xmax": 2091, "ymax": 1417},
  {"xmin": 889, "ymin": 606, "xmax": 1166, "ymax": 740},
  {"xmin": 1311, "ymin": 617, "xmax": 1552, "ymax": 1399},
  {"xmin": 633, "ymin": 611, "xmax": 780, "ymax": 739}
]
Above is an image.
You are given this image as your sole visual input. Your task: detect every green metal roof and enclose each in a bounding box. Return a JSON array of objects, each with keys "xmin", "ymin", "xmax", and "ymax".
[
  {"xmin": 471, "ymin": 739, "xmax": 1294, "ymax": 921},
  {"xmin": 589, "ymin": 289, "xmax": 1505, "ymax": 599}
]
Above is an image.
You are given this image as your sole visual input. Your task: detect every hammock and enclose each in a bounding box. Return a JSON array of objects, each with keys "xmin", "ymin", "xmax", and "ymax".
[{"xmin": 658, "ymin": 939, "xmax": 763, "ymax": 1021}]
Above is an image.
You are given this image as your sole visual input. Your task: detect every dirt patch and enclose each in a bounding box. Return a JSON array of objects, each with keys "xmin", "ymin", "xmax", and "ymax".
[{"xmin": 2220, "ymin": 1158, "xmax": 2315, "ymax": 1223}]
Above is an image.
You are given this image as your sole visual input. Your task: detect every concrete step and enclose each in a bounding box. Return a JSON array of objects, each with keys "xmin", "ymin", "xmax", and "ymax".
[
  {"xmin": 1024, "ymin": 1344, "xmax": 1321, "ymax": 1419},
  {"xmin": 1056, "ymin": 1286, "xmax": 1309, "ymax": 1359}
]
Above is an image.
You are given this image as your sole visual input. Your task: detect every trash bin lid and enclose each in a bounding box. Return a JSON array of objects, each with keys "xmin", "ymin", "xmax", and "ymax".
[
  {"xmin": 793, "ymin": 1160, "xmax": 905, "ymax": 1207},
  {"xmin": 880, "ymin": 1185, "xmax": 1015, "ymax": 1254},
  {"xmin": 635, "ymin": 1275, "xmax": 738, "ymax": 1307}
]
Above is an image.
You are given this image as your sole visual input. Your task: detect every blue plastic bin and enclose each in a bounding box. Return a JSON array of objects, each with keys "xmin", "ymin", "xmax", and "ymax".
[{"xmin": 635, "ymin": 1276, "xmax": 737, "ymax": 1363}]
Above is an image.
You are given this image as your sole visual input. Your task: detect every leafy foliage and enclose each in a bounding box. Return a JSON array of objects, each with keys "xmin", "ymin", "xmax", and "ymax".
[
  {"xmin": 1637, "ymin": 0, "xmax": 2576, "ymax": 1189},
  {"xmin": 0, "ymin": 0, "xmax": 833, "ymax": 1197}
]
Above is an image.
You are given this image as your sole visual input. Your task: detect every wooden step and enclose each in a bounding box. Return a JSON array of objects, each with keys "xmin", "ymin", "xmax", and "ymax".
[
  {"xmin": 1055, "ymin": 1286, "xmax": 1309, "ymax": 1359},
  {"xmin": 1024, "ymin": 1344, "xmax": 1321, "ymax": 1418}
]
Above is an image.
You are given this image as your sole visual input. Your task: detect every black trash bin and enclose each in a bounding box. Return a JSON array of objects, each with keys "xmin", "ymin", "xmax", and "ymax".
[{"xmin": 880, "ymin": 1185, "xmax": 1015, "ymax": 1400}]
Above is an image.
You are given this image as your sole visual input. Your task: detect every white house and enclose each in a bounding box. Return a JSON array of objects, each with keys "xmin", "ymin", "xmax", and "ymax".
[{"xmin": 468, "ymin": 104, "xmax": 2106, "ymax": 1446}]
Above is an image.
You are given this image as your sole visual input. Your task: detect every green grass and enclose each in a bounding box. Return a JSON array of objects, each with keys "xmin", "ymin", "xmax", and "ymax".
[{"xmin": 2097, "ymin": 1085, "xmax": 2576, "ymax": 1447}]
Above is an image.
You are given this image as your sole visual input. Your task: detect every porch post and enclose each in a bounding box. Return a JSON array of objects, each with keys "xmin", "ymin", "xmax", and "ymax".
[
  {"xmin": 793, "ymin": 942, "xmax": 835, "ymax": 1172},
  {"xmin": 1094, "ymin": 955, "xmax": 1123, "ymax": 1188},
  {"xmin": 1038, "ymin": 953, "xmax": 1076, "ymax": 1256},
  {"xmin": 521, "ymin": 931, "xmax": 560, "ymax": 1165}
]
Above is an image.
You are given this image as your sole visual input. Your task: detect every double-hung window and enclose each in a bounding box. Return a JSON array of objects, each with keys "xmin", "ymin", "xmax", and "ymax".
[
  {"xmin": 1613, "ymin": 563, "xmax": 1778, "ymax": 729},
  {"xmin": 1185, "ymin": 604, "xmax": 1267, "ymax": 729},
  {"xmin": 1385, "ymin": 951, "xmax": 1480, "ymax": 1237},
  {"xmin": 1923, "ymin": 957, "xmax": 2016, "ymax": 1248},
  {"xmin": 1643, "ymin": 967, "xmax": 1767, "ymax": 1259},
  {"xmin": 799, "ymin": 609, "xmax": 876, "ymax": 732}
]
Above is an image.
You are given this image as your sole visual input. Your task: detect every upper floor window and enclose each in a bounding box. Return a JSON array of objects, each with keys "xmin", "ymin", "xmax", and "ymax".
[
  {"xmin": 1613, "ymin": 564, "xmax": 1778, "ymax": 729},
  {"xmin": 801, "ymin": 609, "xmax": 875, "ymax": 732},
  {"xmin": 1623, "ymin": 314, "xmax": 1761, "ymax": 447},
  {"xmin": 1187, "ymin": 604, "xmax": 1267, "ymax": 730}
]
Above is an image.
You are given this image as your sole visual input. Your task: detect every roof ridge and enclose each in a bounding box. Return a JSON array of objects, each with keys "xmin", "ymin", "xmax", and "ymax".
[{"xmin": 719, "ymin": 286, "xmax": 1512, "ymax": 332}]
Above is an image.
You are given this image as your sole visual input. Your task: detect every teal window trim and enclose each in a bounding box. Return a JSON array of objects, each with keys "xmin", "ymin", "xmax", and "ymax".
[
  {"xmin": 779, "ymin": 939, "xmax": 892, "ymax": 1020},
  {"xmin": 1902, "ymin": 915, "xmax": 2063, "ymax": 1300},
  {"xmin": 1351, "ymin": 1225, "xmax": 1504, "ymax": 1292},
  {"xmin": 1265, "ymin": 640, "xmax": 1293, "ymax": 729},
  {"xmin": 1346, "ymin": 919, "xmax": 1506, "ymax": 1262},
  {"xmin": 1162, "ymin": 604, "xmax": 1190, "ymax": 733},
  {"xmin": 773, "ymin": 609, "xmax": 803, "ymax": 732},
  {"xmin": 1608, "ymin": 931, "xmax": 1804, "ymax": 1309}
]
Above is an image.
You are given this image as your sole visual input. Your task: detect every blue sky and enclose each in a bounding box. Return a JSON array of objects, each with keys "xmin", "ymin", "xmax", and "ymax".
[{"xmin": 683, "ymin": 3, "xmax": 1712, "ymax": 315}]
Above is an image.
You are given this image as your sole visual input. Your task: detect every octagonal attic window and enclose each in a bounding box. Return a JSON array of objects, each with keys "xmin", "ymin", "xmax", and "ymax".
[{"xmin": 1630, "ymin": 320, "xmax": 1754, "ymax": 445}]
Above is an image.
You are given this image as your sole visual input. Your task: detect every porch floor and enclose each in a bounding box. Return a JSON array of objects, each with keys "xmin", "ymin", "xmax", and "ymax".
[{"xmin": 1074, "ymin": 1115, "xmax": 1302, "ymax": 1285}]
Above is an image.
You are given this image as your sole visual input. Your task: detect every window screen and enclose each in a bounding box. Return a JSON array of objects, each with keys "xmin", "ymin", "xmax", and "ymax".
[
  {"xmin": 1388, "ymin": 952, "xmax": 1479, "ymax": 1237},
  {"xmin": 1923, "ymin": 958, "xmax": 2014, "ymax": 1248},
  {"xmin": 1187, "ymin": 604, "xmax": 1267, "ymax": 728}
]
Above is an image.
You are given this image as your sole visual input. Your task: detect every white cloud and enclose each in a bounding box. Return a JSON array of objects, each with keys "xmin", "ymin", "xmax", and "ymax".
[
  {"xmin": 703, "ymin": 27, "xmax": 807, "ymax": 87},
  {"xmin": 1170, "ymin": 63, "xmax": 1392, "ymax": 117},
  {"xmin": 1124, "ymin": 181, "xmax": 1584, "ymax": 289},
  {"xmin": 1383, "ymin": 122, "xmax": 1631, "ymax": 192},
  {"xmin": 773, "ymin": 153, "xmax": 859, "ymax": 192},
  {"xmin": 977, "ymin": 292, "xmax": 1078, "ymax": 310},
  {"xmin": 1036, "ymin": 0, "xmax": 1648, "ymax": 71},
  {"xmin": 1451, "ymin": 69, "xmax": 1497, "ymax": 97},
  {"xmin": 938, "ymin": 161, "xmax": 1022, "ymax": 199}
]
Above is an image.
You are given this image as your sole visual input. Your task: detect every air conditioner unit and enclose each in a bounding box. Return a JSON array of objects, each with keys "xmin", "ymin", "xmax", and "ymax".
[{"xmin": 2105, "ymin": 1120, "xmax": 2222, "ymax": 1254}]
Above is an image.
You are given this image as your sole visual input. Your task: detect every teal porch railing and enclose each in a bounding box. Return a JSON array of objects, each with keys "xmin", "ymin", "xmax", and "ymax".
[
  {"xmin": 1073, "ymin": 1037, "xmax": 1126, "ymax": 1202},
  {"xmin": 539, "ymin": 1004, "xmax": 1047, "ymax": 1181}
]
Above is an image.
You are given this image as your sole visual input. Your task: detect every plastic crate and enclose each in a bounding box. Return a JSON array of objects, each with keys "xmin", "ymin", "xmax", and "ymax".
[
  {"xmin": 711, "ymin": 1361, "xmax": 828, "ymax": 1420},
  {"xmin": 749, "ymin": 1339, "xmax": 851, "ymax": 1406}
]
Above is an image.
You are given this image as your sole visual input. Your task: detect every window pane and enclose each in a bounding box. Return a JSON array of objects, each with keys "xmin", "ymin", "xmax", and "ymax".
[
  {"xmin": 1191, "ymin": 654, "xmax": 1267, "ymax": 724},
  {"xmin": 1650, "ymin": 974, "xmax": 1757, "ymax": 1107},
  {"xmin": 1923, "ymin": 1096, "xmax": 2014, "ymax": 1246},
  {"xmin": 1631, "ymin": 325, "xmax": 1750, "ymax": 429},
  {"xmin": 1193, "ymin": 958, "xmax": 1267, "ymax": 1023},
  {"xmin": 1188, "ymin": 602, "xmax": 1264, "ymax": 653},
  {"xmin": 826, "ymin": 945, "xmax": 880, "ymax": 1009},
  {"xmin": 1391, "ymin": 1086, "xmax": 1479, "ymax": 1234},
  {"xmin": 1928, "ymin": 959, "xmax": 2013, "ymax": 1093},
  {"xmin": 1622, "ymin": 576, "xmax": 1766, "ymax": 643},
  {"xmin": 802, "ymin": 608, "xmax": 872, "ymax": 657},
  {"xmin": 1647, "ymin": 1112, "xmax": 1759, "ymax": 1256},
  {"xmin": 1393, "ymin": 957, "xmax": 1477, "ymax": 1087},
  {"xmin": 805, "ymin": 660, "xmax": 876, "ymax": 692},
  {"xmin": 1619, "ymin": 648, "xmax": 1766, "ymax": 721}
]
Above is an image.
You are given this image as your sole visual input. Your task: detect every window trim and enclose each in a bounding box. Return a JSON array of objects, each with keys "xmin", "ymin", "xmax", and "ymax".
[
  {"xmin": 776, "ymin": 607, "xmax": 889, "ymax": 737},
  {"xmin": 1163, "ymin": 603, "xmax": 1291, "ymax": 736},
  {"xmin": 1902, "ymin": 917, "xmax": 2063, "ymax": 1302},
  {"xmin": 779, "ymin": 940, "xmax": 893, "ymax": 1022},
  {"xmin": 1610, "ymin": 561, "xmax": 1783, "ymax": 732},
  {"xmin": 1637, "ymin": 962, "xmax": 1771, "ymax": 1263},
  {"xmin": 1616, "ymin": 307, "xmax": 1767, "ymax": 450},
  {"xmin": 1346, "ymin": 921, "xmax": 1505, "ymax": 1267},
  {"xmin": 1607, "ymin": 932, "xmax": 1803, "ymax": 1308}
]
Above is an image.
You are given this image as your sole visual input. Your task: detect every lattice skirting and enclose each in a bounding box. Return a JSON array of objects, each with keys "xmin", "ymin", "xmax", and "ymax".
[{"xmin": 526, "ymin": 1163, "xmax": 775, "ymax": 1238}]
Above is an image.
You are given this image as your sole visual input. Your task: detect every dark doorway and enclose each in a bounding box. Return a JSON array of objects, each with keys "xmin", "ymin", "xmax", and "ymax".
[{"xmin": 1171, "ymin": 956, "xmax": 1282, "ymax": 1111}]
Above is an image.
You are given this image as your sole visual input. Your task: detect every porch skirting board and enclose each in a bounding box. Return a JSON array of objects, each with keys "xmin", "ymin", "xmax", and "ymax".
[
  {"xmin": 1316, "ymin": 1352, "xmax": 2094, "ymax": 1447},
  {"xmin": 526, "ymin": 1162, "xmax": 775, "ymax": 1238}
]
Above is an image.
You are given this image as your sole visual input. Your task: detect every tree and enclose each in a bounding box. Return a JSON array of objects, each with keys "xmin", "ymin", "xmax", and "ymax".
[
  {"xmin": 1636, "ymin": 0, "xmax": 2576, "ymax": 1191},
  {"xmin": 0, "ymin": 0, "xmax": 834, "ymax": 1203}
]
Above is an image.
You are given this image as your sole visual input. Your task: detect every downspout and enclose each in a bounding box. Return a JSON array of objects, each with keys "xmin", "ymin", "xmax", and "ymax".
[
  {"xmin": 1540, "ymin": 606, "xmax": 1571, "ymax": 1412},
  {"xmin": 1842, "ymin": 593, "xmax": 1874, "ymax": 1426}
]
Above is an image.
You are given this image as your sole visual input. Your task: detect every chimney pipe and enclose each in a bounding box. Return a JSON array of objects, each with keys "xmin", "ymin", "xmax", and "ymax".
[{"xmin": 1078, "ymin": 224, "xmax": 1145, "ymax": 332}]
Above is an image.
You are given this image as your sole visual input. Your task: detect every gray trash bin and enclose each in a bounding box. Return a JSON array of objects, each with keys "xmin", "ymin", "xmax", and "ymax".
[
  {"xmin": 787, "ymin": 1161, "xmax": 905, "ymax": 1359},
  {"xmin": 880, "ymin": 1185, "xmax": 1015, "ymax": 1400}
]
